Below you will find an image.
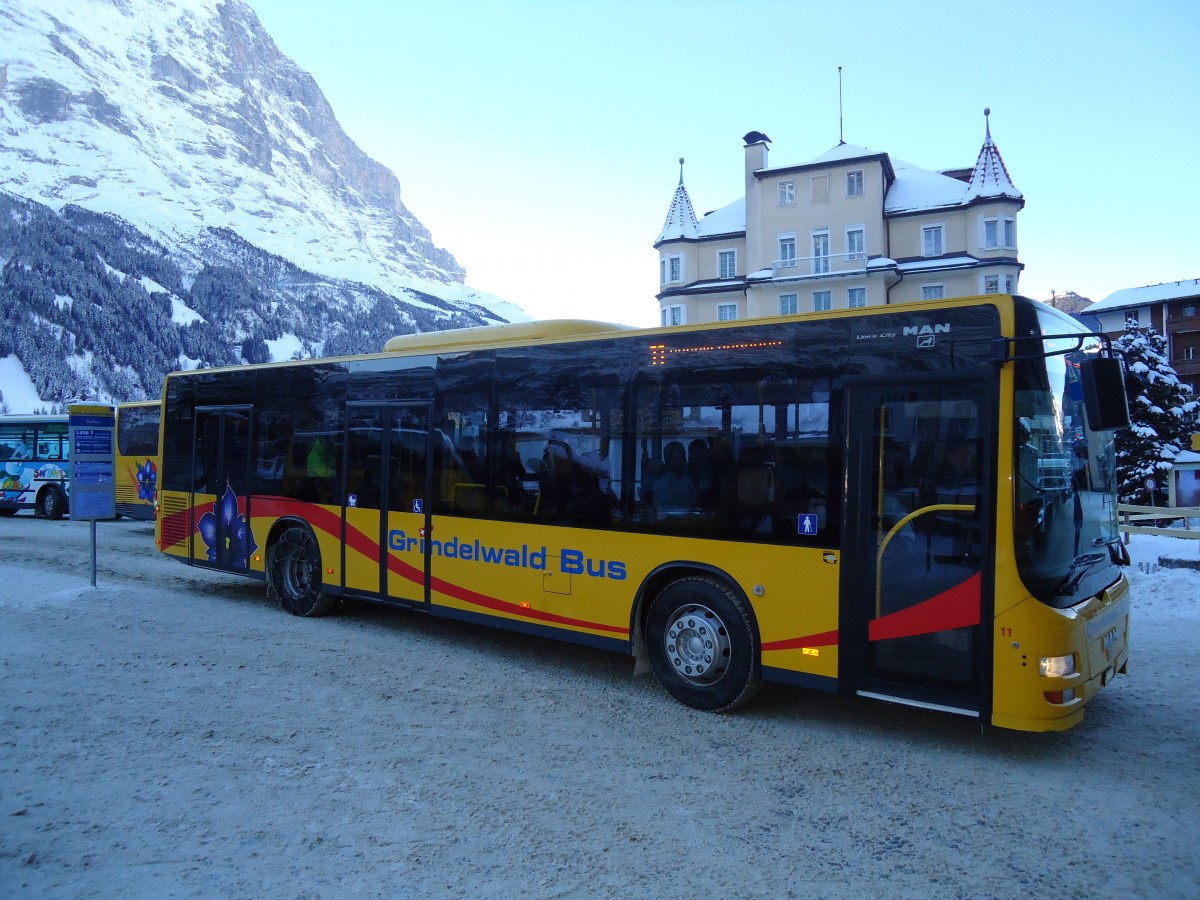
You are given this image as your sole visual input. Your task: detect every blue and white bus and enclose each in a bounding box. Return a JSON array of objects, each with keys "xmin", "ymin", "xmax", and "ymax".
[{"xmin": 0, "ymin": 414, "xmax": 71, "ymax": 518}]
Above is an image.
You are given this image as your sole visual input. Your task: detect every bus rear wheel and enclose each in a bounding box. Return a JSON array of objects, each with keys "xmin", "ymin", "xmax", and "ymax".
[
  {"xmin": 37, "ymin": 486, "xmax": 66, "ymax": 520},
  {"xmin": 646, "ymin": 576, "xmax": 760, "ymax": 712},
  {"xmin": 267, "ymin": 526, "xmax": 339, "ymax": 617}
]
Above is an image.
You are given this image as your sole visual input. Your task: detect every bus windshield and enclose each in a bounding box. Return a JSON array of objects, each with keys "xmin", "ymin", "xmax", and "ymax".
[{"xmin": 1013, "ymin": 305, "xmax": 1122, "ymax": 607}]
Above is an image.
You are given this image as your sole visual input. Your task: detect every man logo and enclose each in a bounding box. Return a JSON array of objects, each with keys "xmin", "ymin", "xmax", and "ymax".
[
  {"xmin": 905, "ymin": 322, "xmax": 950, "ymax": 349},
  {"xmin": 902, "ymin": 323, "xmax": 951, "ymax": 336}
]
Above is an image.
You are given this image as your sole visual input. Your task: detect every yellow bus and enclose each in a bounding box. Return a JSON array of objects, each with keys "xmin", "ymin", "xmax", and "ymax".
[
  {"xmin": 115, "ymin": 400, "xmax": 161, "ymax": 520},
  {"xmin": 155, "ymin": 295, "xmax": 1133, "ymax": 731}
]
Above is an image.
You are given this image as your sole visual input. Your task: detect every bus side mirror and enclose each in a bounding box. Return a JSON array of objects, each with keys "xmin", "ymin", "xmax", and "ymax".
[{"xmin": 1080, "ymin": 357, "xmax": 1130, "ymax": 431}]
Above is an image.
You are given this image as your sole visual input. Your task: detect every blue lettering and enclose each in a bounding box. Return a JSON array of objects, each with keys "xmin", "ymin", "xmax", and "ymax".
[
  {"xmin": 389, "ymin": 532, "xmax": 627, "ymax": 583},
  {"xmin": 562, "ymin": 549, "xmax": 584, "ymax": 575}
]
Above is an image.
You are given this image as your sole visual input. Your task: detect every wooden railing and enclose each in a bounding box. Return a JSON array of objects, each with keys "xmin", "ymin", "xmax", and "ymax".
[{"xmin": 1117, "ymin": 504, "xmax": 1200, "ymax": 540}]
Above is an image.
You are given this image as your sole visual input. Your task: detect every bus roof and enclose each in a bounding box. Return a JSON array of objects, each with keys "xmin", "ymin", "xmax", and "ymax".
[{"xmin": 382, "ymin": 320, "xmax": 635, "ymax": 353}]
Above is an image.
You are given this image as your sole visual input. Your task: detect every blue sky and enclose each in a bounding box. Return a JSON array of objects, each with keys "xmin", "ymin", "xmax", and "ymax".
[{"xmin": 247, "ymin": 0, "xmax": 1200, "ymax": 327}]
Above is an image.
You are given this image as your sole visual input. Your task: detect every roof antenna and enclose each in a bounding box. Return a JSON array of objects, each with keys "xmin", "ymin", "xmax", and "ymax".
[
  {"xmin": 678, "ymin": 156, "xmax": 685, "ymax": 185},
  {"xmin": 838, "ymin": 66, "xmax": 845, "ymax": 145}
]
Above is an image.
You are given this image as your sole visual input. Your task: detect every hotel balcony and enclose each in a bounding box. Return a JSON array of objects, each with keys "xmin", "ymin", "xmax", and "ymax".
[{"xmin": 771, "ymin": 252, "xmax": 867, "ymax": 279}]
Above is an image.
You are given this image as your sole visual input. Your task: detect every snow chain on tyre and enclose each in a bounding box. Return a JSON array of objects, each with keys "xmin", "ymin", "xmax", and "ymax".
[{"xmin": 267, "ymin": 526, "xmax": 339, "ymax": 617}]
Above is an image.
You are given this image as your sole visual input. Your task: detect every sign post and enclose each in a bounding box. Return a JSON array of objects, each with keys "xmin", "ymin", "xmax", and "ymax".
[{"xmin": 68, "ymin": 404, "xmax": 116, "ymax": 587}]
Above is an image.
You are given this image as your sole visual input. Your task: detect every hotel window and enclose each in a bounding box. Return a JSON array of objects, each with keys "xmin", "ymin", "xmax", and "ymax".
[
  {"xmin": 983, "ymin": 217, "xmax": 999, "ymax": 248},
  {"xmin": 811, "ymin": 174, "xmax": 829, "ymax": 202},
  {"xmin": 778, "ymin": 235, "xmax": 797, "ymax": 267},
  {"xmin": 847, "ymin": 287, "xmax": 866, "ymax": 308},
  {"xmin": 717, "ymin": 303, "xmax": 738, "ymax": 322},
  {"xmin": 1003, "ymin": 217, "xmax": 1016, "ymax": 248},
  {"xmin": 922, "ymin": 224, "xmax": 944, "ymax": 257},
  {"xmin": 779, "ymin": 180, "xmax": 795, "ymax": 205},
  {"xmin": 984, "ymin": 275, "xmax": 1000, "ymax": 294},
  {"xmin": 813, "ymin": 290, "xmax": 832, "ymax": 312},
  {"xmin": 846, "ymin": 226, "xmax": 865, "ymax": 261},
  {"xmin": 780, "ymin": 293, "xmax": 799, "ymax": 315},
  {"xmin": 1185, "ymin": 346, "xmax": 1197, "ymax": 361},
  {"xmin": 922, "ymin": 284, "xmax": 945, "ymax": 301},
  {"xmin": 718, "ymin": 249, "xmax": 736, "ymax": 279},
  {"xmin": 1185, "ymin": 304, "xmax": 1197, "ymax": 317},
  {"xmin": 662, "ymin": 254, "xmax": 683, "ymax": 284},
  {"xmin": 662, "ymin": 305, "xmax": 686, "ymax": 327},
  {"xmin": 1126, "ymin": 311, "xmax": 1139, "ymax": 325},
  {"xmin": 812, "ymin": 230, "xmax": 831, "ymax": 274},
  {"xmin": 846, "ymin": 170, "xmax": 864, "ymax": 196}
]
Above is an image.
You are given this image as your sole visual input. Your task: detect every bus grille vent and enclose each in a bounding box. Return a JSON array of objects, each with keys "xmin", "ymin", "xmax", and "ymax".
[
  {"xmin": 159, "ymin": 495, "xmax": 190, "ymax": 548},
  {"xmin": 115, "ymin": 481, "xmax": 138, "ymax": 505}
]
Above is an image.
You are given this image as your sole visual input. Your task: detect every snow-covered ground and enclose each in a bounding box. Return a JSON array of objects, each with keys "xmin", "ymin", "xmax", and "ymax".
[{"xmin": 1, "ymin": 518, "xmax": 1197, "ymax": 897}]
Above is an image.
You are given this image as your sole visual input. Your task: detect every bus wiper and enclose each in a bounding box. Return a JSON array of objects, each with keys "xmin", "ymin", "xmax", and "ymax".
[
  {"xmin": 1056, "ymin": 552, "xmax": 1108, "ymax": 596},
  {"xmin": 1096, "ymin": 536, "xmax": 1131, "ymax": 567}
]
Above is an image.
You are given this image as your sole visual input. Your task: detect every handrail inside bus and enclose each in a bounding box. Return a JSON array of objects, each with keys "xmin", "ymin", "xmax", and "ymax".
[{"xmin": 875, "ymin": 504, "xmax": 976, "ymax": 617}]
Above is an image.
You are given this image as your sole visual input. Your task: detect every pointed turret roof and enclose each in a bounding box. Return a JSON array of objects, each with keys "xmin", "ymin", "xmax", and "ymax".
[
  {"xmin": 656, "ymin": 157, "xmax": 699, "ymax": 244},
  {"xmin": 966, "ymin": 108, "xmax": 1022, "ymax": 201}
]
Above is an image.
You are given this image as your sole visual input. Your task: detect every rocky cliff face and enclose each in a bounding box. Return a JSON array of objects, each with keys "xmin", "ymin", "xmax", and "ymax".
[
  {"xmin": 0, "ymin": 0, "xmax": 526, "ymax": 411},
  {"xmin": 0, "ymin": 0, "xmax": 501, "ymax": 305}
]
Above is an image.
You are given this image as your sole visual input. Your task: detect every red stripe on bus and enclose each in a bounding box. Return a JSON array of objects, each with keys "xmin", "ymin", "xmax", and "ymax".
[
  {"xmin": 424, "ymin": 570, "xmax": 629, "ymax": 635},
  {"xmin": 251, "ymin": 499, "xmax": 628, "ymax": 637},
  {"xmin": 868, "ymin": 573, "xmax": 982, "ymax": 642},
  {"xmin": 761, "ymin": 629, "xmax": 839, "ymax": 652}
]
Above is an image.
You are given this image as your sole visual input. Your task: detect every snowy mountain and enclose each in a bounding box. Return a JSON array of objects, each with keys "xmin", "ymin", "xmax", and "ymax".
[{"xmin": 0, "ymin": 0, "xmax": 526, "ymax": 411}]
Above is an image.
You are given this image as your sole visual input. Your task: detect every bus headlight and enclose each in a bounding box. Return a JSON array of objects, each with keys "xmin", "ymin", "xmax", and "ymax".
[{"xmin": 1040, "ymin": 654, "xmax": 1076, "ymax": 678}]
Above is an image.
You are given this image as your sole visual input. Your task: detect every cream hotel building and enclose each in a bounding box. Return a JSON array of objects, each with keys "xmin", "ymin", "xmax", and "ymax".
[{"xmin": 655, "ymin": 111, "xmax": 1023, "ymax": 325}]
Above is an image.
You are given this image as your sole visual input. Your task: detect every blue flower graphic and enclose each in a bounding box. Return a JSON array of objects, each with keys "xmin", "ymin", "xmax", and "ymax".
[
  {"xmin": 136, "ymin": 459, "xmax": 158, "ymax": 503},
  {"xmin": 197, "ymin": 484, "xmax": 258, "ymax": 567}
]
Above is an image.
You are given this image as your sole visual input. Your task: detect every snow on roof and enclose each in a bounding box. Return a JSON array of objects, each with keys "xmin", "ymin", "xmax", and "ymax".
[
  {"xmin": 656, "ymin": 179, "xmax": 699, "ymax": 243},
  {"xmin": 1091, "ymin": 279, "xmax": 1200, "ymax": 311},
  {"xmin": 965, "ymin": 111, "xmax": 1022, "ymax": 202},
  {"xmin": 885, "ymin": 157, "xmax": 973, "ymax": 214},
  {"xmin": 697, "ymin": 197, "xmax": 744, "ymax": 237},
  {"xmin": 804, "ymin": 142, "xmax": 882, "ymax": 165},
  {"xmin": 894, "ymin": 255, "xmax": 979, "ymax": 273},
  {"xmin": 665, "ymin": 118, "xmax": 1022, "ymax": 241}
]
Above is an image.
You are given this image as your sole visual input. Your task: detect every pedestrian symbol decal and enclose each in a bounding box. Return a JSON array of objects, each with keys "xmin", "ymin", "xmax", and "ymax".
[{"xmin": 798, "ymin": 513, "xmax": 818, "ymax": 535}]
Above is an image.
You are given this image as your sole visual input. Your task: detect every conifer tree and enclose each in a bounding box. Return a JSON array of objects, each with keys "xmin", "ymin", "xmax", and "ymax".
[{"xmin": 1112, "ymin": 318, "xmax": 1199, "ymax": 505}]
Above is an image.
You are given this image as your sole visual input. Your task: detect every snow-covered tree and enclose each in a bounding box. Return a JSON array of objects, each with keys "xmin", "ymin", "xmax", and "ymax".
[{"xmin": 1112, "ymin": 318, "xmax": 1199, "ymax": 505}]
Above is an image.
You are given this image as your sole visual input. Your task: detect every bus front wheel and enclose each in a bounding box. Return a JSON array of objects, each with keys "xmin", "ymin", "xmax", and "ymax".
[
  {"xmin": 646, "ymin": 576, "xmax": 760, "ymax": 712},
  {"xmin": 267, "ymin": 526, "xmax": 339, "ymax": 617},
  {"xmin": 38, "ymin": 486, "xmax": 66, "ymax": 520}
]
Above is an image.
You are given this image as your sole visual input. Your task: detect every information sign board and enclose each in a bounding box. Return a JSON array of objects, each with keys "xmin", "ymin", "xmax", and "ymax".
[{"xmin": 69, "ymin": 404, "xmax": 116, "ymax": 520}]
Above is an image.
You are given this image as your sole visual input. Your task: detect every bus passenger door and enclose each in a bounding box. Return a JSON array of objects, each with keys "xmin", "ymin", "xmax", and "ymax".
[
  {"xmin": 191, "ymin": 407, "xmax": 254, "ymax": 570},
  {"xmin": 843, "ymin": 380, "xmax": 994, "ymax": 718},
  {"xmin": 342, "ymin": 403, "xmax": 432, "ymax": 606}
]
